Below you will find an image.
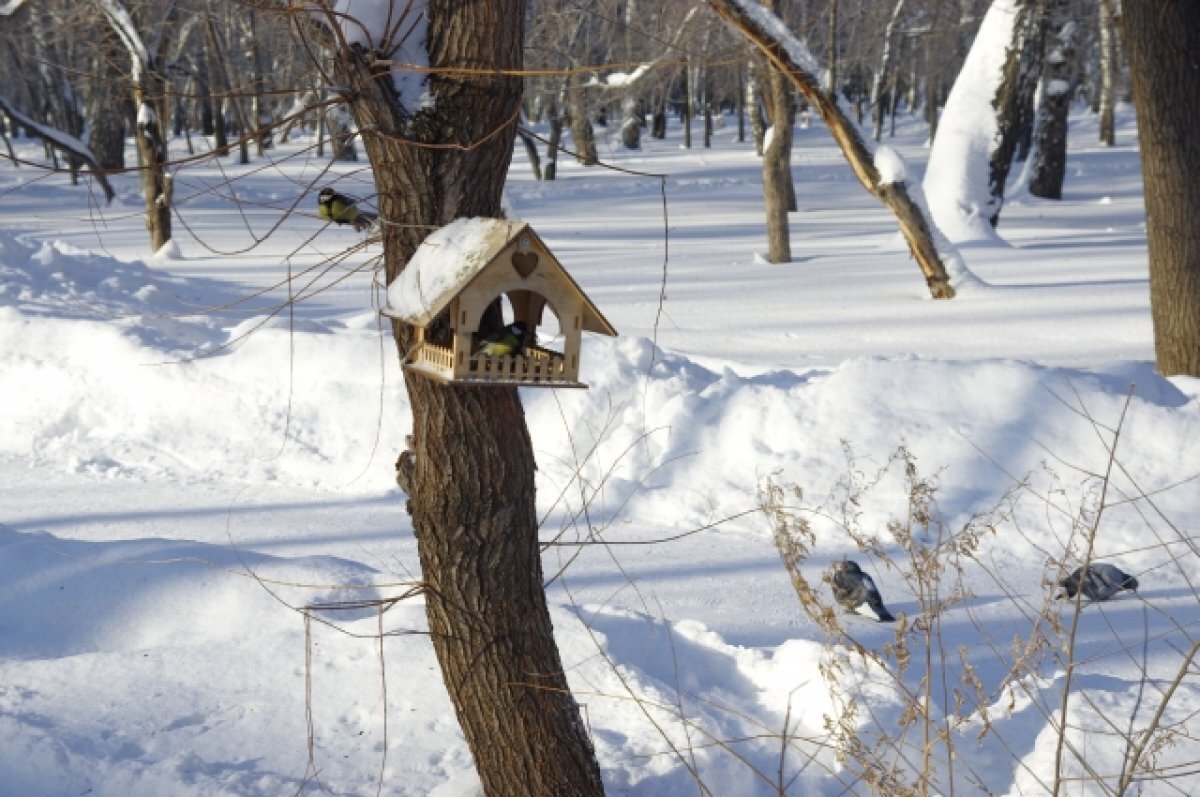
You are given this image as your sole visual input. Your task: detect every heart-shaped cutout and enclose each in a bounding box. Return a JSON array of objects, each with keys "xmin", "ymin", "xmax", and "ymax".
[{"xmin": 512, "ymin": 251, "xmax": 539, "ymax": 278}]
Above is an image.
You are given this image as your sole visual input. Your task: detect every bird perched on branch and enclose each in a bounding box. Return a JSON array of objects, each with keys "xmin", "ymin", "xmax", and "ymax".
[
  {"xmin": 1057, "ymin": 563, "xmax": 1139, "ymax": 602},
  {"xmin": 830, "ymin": 559, "xmax": 895, "ymax": 622},
  {"xmin": 475, "ymin": 321, "xmax": 527, "ymax": 358},
  {"xmin": 317, "ymin": 187, "xmax": 377, "ymax": 232}
]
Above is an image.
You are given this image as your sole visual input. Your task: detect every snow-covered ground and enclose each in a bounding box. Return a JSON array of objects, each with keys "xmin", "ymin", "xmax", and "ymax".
[{"xmin": 1, "ymin": 104, "xmax": 1197, "ymax": 796}]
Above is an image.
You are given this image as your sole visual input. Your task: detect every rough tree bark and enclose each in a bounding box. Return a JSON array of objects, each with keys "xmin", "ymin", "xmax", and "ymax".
[
  {"xmin": 85, "ymin": 35, "xmax": 127, "ymax": 171},
  {"xmin": 709, "ymin": 0, "xmax": 956, "ymax": 298},
  {"xmin": 1027, "ymin": 0, "xmax": 1074, "ymax": 200},
  {"xmin": 988, "ymin": 0, "xmax": 1044, "ymax": 225},
  {"xmin": 320, "ymin": 2, "xmax": 606, "ymax": 794},
  {"xmin": 1123, "ymin": 0, "xmax": 1200, "ymax": 377}
]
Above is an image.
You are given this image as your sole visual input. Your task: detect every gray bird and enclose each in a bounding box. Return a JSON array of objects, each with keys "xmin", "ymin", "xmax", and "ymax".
[
  {"xmin": 1057, "ymin": 563, "xmax": 1139, "ymax": 602},
  {"xmin": 830, "ymin": 559, "xmax": 895, "ymax": 622}
]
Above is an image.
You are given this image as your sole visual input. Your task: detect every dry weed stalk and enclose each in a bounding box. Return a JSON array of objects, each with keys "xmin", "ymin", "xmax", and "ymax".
[{"xmin": 760, "ymin": 387, "xmax": 1200, "ymax": 796}]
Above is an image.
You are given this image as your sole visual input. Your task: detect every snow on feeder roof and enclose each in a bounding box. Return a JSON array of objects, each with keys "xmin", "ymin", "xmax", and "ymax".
[{"xmin": 381, "ymin": 218, "xmax": 617, "ymax": 388}]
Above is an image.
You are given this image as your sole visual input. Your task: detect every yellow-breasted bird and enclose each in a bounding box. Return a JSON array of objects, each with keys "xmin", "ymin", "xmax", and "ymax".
[
  {"xmin": 476, "ymin": 321, "xmax": 527, "ymax": 357},
  {"xmin": 317, "ymin": 187, "xmax": 377, "ymax": 232}
]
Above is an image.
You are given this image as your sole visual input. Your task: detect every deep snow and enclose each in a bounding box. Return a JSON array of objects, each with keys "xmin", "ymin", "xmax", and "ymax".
[{"xmin": 0, "ymin": 100, "xmax": 1197, "ymax": 796}]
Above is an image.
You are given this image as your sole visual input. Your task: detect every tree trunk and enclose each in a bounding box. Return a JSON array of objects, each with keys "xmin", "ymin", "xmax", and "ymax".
[
  {"xmin": 702, "ymin": 71, "xmax": 713, "ymax": 148},
  {"xmin": 1028, "ymin": 0, "xmax": 1074, "ymax": 200},
  {"xmin": 651, "ymin": 97, "xmax": 667, "ymax": 138},
  {"xmin": 709, "ymin": 0, "xmax": 956, "ymax": 298},
  {"xmin": 205, "ymin": 13, "xmax": 252, "ymax": 164},
  {"xmin": 620, "ymin": 94, "xmax": 641, "ymax": 149},
  {"xmin": 100, "ymin": 0, "xmax": 174, "ymax": 249},
  {"xmin": 682, "ymin": 58, "xmax": 693, "ymax": 149},
  {"xmin": 325, "ymin": 2, "xmax": 605, "ymax": 793},
  {"xmin": 134, "ymin": 79, "xmax": 172, "ymax": 251},
  {"xmin": 544, "ymin": 89, "xmax": 563, "ymax": 180},
  {"xmin": 871, "ymin": 0, "xmax": 908, "ymax": 142},
  {"xmin": 87, "ymin": 38, "xmax": 127, "ymax": 171},
  {"xmin": 328, "ymin": 105, "xmax": 358, "ymax": 161},
  {"xmin": 761, "ymin": 46, "xmax": 793, "ymax": 263},
  {"xmin": 988, "ymin": 0, "xmax": 1044, "ymax": 225},
  {"xmin": 1123, "ymin": 0, "xmax": 1200, "ymax": 376},
  {"xmin": 827, "ymin": 0, "xmax": 838, "ymax": 97},
  {"xmin": 202, "ymin": 22, "xmax": 230, "ymax": 154},
  {"xmin": 924, "ymin": 35, "xmax": 939, "ymax": 142},
  {"xmin": 568, "ymin": 77, "xmax": 597, "ymax": 165},
  {"xmin": 746, "ymin": 60, "xmax": 765, "ymax": 156},
  {"xmin": 247, "ymin": 11, "xmax": 270, "ymax": 156},
  {"xmin": 1097, "ymin": 0, "xmax": 1117, "ymax": 145},
  {"xmin": 516, "ymin": 123, "xmax": 543, "ymax": 180},
  {"xmin": 620, "ymin": 0, "xmax": 641, "ymax": 150}
]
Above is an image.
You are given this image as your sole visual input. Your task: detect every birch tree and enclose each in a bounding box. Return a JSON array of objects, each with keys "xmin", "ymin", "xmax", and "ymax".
[
  {"xmin": 1096, "ymin": 0, "xmax": 1118, "ymax": 145},
  {"xmin": 870, "ymin": 0, "xmax": 908, "ymax": 142}
]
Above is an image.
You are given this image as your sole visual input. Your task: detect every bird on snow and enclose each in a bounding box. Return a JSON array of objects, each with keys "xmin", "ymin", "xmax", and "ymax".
[
  {"xmin": 830, "ymin": 559, "xmax": 895, "ymax": 622},
  {"xmin": 317, "ymin": 187, "xmax": 377, "ymax": 232},
  {"xmin": 475, "ymin": 321, "xmax": 527, "ymax": 357},
  {"xmin": 1057, "ymin": 563, "xmax": 1139, "ymax": 602}
]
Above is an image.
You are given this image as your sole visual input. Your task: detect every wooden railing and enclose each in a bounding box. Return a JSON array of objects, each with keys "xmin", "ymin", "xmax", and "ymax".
[
  {"xmin": 468, "ymin": 345, "xmax": 569, "ymax": 383},
  {"xmin": 413, "ymin": 343, "xmax": 454, "ymax": 371},
  {"xmin": 410, "ymin": 343, "xmax": 576, "ymax": 385}
]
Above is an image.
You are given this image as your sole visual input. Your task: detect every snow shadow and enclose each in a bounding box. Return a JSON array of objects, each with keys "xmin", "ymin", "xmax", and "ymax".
[{"xmin": 0, "ymin": 524, "xmax": 382, "ymax": 660}]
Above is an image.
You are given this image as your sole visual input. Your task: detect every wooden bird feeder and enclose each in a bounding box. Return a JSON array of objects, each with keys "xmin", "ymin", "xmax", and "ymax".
[{"xmin": 381, "ymin": 217, "xmax": 617, "ymax": 388}]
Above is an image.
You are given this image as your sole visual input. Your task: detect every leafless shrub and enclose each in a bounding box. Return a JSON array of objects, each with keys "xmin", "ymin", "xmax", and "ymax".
[{"xmin": 760, "ymin": 393, "xmax": 1200, "ymax": 796}]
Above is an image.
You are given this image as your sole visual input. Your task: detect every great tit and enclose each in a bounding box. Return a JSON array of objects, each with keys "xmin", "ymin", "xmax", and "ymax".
[
  {"xmin": 317, "ymin": 187, "xmax": 377, "ymax": 232},
  {"xmin": 476, "ymin": 321, "xmax": 527, "ymax": 357},
  {"xmin": 1057, "ymin": 563, "xmax": 1139, "ymax": 602},
  {"xmin": 830, "ymin": 559, "xmax": 895, "ymax": 622}
]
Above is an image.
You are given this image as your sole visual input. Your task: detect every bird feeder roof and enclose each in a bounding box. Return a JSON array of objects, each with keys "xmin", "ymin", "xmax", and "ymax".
[{"xmin": 382, "ymin": 217, "xmax": 616, "ymax": 335}]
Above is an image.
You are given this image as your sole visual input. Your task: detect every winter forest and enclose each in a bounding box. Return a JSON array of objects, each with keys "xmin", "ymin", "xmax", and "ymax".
[{"xmin": 1, "ymin": 0, "xmax": 1199, "ymax": 795}]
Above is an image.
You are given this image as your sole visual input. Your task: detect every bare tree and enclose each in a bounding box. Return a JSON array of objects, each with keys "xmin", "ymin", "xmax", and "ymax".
[{"xmin": 1123, "ymin": 0, "xmax": 1200, "ymax": 377}]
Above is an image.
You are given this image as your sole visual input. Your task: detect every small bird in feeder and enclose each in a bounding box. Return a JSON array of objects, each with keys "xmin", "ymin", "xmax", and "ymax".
[
  {"xmin": 317, "ymin": 187, "xmax": 377, "ymax": 232},
  {"xmin": 476, "ymin": 321, "xmax": 527, "ymax": 357}
]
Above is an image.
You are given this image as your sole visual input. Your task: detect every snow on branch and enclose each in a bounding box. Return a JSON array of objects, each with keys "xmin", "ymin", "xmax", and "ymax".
[
  {"xmin": 0, "ymin": 0, "xmax": 30, "ymax": 16},
  {"xmin": 0, "ymin": 96, "xmax": 115, "ymax": 203},
  {"xmin": 708, "ymin": 0, "xmax": 965, "ymax": 298},
  {"xmin": 309, "ymin": 0, "xmax": 431, "ymax": 114},
  {"xmin": 585, "ymin": 7, "xmax": 702, "ymax": 90},
  {"xmin": 98, "ymin": 0, "xmax": 152, "ymax": 85},
  {"xmin": 719, "ymin": 0, "xmax": 823, "ymax": 79}
]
